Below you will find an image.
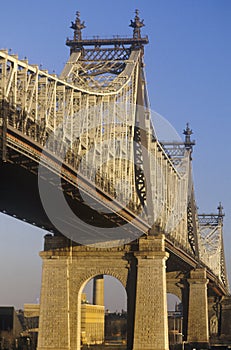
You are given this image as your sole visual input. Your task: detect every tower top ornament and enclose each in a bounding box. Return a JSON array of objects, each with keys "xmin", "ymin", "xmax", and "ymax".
[
  {"xmin": 129, "ymin": 9, "xmax": 145, "ymax": 39},
  {"xmin": 71, "ymin": 11, "xmax": 86, "ymax": 41}
]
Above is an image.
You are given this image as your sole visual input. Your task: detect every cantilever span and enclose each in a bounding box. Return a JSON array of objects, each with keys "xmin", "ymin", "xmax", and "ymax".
[{"xmin": 0, "ymin": 9, "xmax": 230, "ymax": 350}]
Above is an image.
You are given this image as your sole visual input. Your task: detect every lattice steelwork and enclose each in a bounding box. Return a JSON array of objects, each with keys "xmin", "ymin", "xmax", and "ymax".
[
  {"xmin": 198, "ymin": 204, "xmax": 228, "ymax": 287},
  {"xmin": 0, "ymin": 11, "xmax": 228, "ymax": 287},
  {"xmin": 161, "ymin": 124, "xmax": 198, "ymax": 254}
]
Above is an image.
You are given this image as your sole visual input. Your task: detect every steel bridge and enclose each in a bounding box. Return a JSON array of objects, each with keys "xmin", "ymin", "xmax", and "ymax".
[{"xmin": 0, "ymin": 10, "xmax": 230, "ymax": 350}]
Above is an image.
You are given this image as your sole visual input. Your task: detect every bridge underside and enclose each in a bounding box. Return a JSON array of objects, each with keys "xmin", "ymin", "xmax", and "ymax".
[
  {"xmin": 0, "ymin": 162, "xmax": 195, "ymax": 281},
  {"xmin": 0, "ymin": 162, "xmax": 144, "ymax": 243},
  {"xmin": 0, "ymin": 161, "xmax": 193, "ymax": 269},
  {"xmin": 0, "ymin": 162, "xmax": 52, "ymax": 229}
]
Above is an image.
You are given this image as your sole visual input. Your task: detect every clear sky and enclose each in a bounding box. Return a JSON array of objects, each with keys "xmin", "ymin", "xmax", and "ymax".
[{"xmin": 0, "ymin": 0, "xmax": 231, "ymax": 310}]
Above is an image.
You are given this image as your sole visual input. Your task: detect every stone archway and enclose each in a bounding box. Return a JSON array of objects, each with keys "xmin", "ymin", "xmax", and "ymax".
[
  {"xmin": 37, "ymin": 234, "xmax": 170, "ymax": 350},
  {"xmin": 37, "ymin": 239, "xmax": 130, "ymax": 350},
  {"xmin": 166, "ymin": 271, "xmax": 184, "ymax": 301}
]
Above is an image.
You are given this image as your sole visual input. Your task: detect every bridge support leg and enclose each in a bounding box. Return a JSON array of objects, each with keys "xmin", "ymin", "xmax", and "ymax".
[
  {"xmin": 187, "ymin": 268, "xmax": 209, "ymax": 348},
  {"xmin": 220, "ymin": 296, "xmax": 231, "ymax": 342},
  {"xmin": 37, "ymin": 250, "xmax": 71, "ymax": 350},
  {"xmin": 133, "ymin": 235, "xmax": 169, "ymax": 350}
]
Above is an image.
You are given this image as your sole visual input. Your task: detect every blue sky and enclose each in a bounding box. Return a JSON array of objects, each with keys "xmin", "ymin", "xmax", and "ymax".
[{"xmin": 0, "ymin": 0, "xmax": 231, "ymax": 310}]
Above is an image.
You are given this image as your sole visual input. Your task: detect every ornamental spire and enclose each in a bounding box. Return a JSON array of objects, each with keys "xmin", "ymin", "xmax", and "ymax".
[
  {"xmin": 129, "ymin": 9, "xmax": 145, "ymax": 39},
  {"xmin": 217, "ymin": 202, "xmax": 224, "ymax": 223},
  {"xmin": 70, "ymin": 11, "xmax": 86, "ymax": 41},
  {"xmin": 183, "ymin": 123, "xmax": 195, "ymax": 150}
]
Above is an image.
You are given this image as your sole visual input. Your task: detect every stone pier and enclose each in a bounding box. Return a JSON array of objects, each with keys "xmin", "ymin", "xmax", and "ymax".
[
  {"xmin": 133, "ymin": 235, "xmax": 169, "ymax": 350},
  {"xmin": 187, "ymin": 268, "xmax": 209, "ymax": 348},
  {"xmin": 37, "ymin": 233, "xmax": 171, "ymax": 350}
]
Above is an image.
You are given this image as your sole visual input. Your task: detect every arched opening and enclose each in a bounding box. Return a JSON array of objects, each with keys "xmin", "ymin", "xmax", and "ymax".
[
  {"xmin": 79, "ymin": 275, "xmax": 127, "ymax": 348},
  {"xmin": 167, "ymin": 293, "xmax": 181, "ymax": 311},
  {"xmin": 167, "ymin": 293, "xmax": 183, "ymax": 349}
]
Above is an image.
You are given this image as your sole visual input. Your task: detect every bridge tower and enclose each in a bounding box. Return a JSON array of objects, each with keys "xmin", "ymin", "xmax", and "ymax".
[
  {"xmin": 0, "ymin": 8, "xmax": 230, "ymax": 350},
  {"xmin": 36, "ymin": 10, "xmax": 171, "ymax": 350}
]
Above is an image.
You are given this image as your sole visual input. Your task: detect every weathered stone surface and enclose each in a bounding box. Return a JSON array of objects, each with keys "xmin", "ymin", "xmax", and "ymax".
[
  {"xmin": 187, "ymin": 268, "xmax": 209, "ymax": 346},
  {"xmin": 37, "ymin": 257, "xmax": 71, "ymax": 350},
  {"xmin": 133, "ymin": 235, "xmax": 169, "ymax": 350},
  {"xmin": 38, "ymin": 239, "xmax": 130, "ymax": 350},
  {"xmin": 37, "ymin": 234, "xmax": 170, "ymax": 350}
]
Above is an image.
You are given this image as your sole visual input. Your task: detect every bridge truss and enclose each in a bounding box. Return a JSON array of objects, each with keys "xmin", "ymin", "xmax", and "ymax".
[
  {"xmin": 0, "ymin": 11, "xmax": 229, "ymax": 291},
  {"xmin": 198, "ymin": 204, "xmax": 228, "ymax": 288}
]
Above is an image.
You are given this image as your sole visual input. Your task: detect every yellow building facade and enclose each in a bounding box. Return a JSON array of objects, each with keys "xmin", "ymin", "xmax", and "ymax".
[{"xmin": 81, "ymin": 294, "xmax": 105, "ymax": 345}]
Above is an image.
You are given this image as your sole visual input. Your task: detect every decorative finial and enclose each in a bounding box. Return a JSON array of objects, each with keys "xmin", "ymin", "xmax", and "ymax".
[
  {"xmin": 71, "ymin": 11, "xmax": 86, "ymax": 41},
  {"xmin": 217, "ymin": 202, "xmax": 224, "ymax": 218},
  {"xmin": 183, "ymin": 123, "xmax": 195, "ymax": 150},
  {"xmin": 129, "ymin": 9, "xmax": 145, "ymax": 39}
]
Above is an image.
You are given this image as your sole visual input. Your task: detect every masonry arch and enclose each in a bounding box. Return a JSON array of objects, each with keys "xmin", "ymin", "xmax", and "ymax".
[
  {"xmin": 63, "ymin": 251, "xmax": 131, "ymax": 350},
  {"xmin": 79, "ymin": 270, "xmax": 128, "ymax": 291},
  {"xmin": 166, "ymin": 272, "xmax": 183, "ymax": 301},
  {"xmin": 39, "ymin": 235, "xmax": 177, "ymax": 350}
]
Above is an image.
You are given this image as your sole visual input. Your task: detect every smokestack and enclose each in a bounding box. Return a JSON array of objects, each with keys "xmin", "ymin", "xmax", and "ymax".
[{"xmin": 93, "ymin": 275, "xmax": 104, "ymax": 306}]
